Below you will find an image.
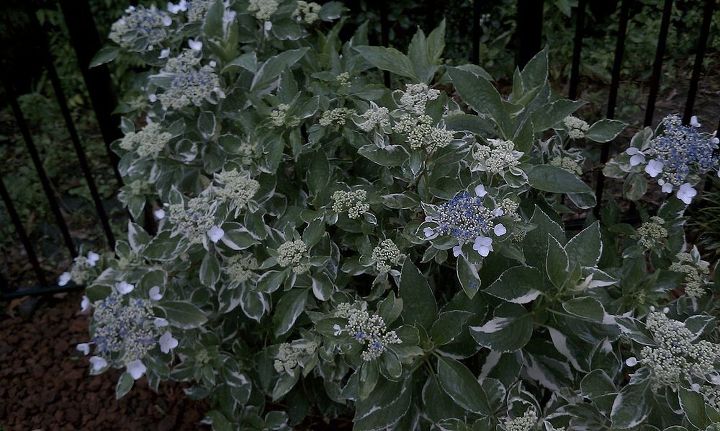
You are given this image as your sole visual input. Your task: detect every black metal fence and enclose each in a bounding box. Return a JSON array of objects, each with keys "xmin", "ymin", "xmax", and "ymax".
[{"xmin": 0, "ymin": 0, "xmax": 717, "ymax": 299}]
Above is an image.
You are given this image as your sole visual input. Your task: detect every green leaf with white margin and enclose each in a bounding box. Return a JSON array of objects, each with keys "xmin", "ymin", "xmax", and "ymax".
[
  {"xmin": 161, "ymin": 301, "xmax": 208, "ymax": 329},
  {"xmin": 456, "ymin": 255, "xmax": 481, "ymax": 298},
  {"xmin": 127, "ymin": 221, "xmax": 151, "ymax": 252},
  {"xmin": 273, "ymin": 288, "xmax": 309, "ymax": 336},
  {"xmin": 580, "ymin": 369, "xmax": 616, "ymax": 400},
  {"xmin": 90, "ymin": 45, "xmax": 119, "ymax": 68},
  {"xmin": 546, "ymin": 236, "xmax": 569, "ymax": 289},
  {"xmin": 610, "ymin": 377, "xmax": 651, "ymax": 429},
  {"xmin": 311, "ymin": 272, "xmax": 333, "ymax": 301},
  {"xmin": 679, "ymin": 386, "xmax": 711, "ymax": 430},
  {"xmin": 531, "ymin": 98, "xmax": 585, "ymax": 132},
  {"xmin": 199, "ymin": 252, "xmax": 221, "ymax": 289},
  {"xmin": 354, "ymin": 46, "xmax": 418, "ymax": 81},
  {"xmin": 586, "ymin": 119, "xmax": 626, "ymax": 143},
  {"xmin": 115, "ymin": 372, "xmax": 134, "ymax": 399},
  {"xmin": 447, "ymin": 67, "xmax": 512, "ymax": 139},
  {"xmin": 353, "ymin": 378, "xmax": 412, "ymax": 431},
  {"xmin": 484, "ymin": 266, "xmax": 543, "ymax": 304},
  {"xmin": 436, "ymin": 356, "xmax": 492, "ymax": 415},
  {"xmin": 250, "ymin": 48, "xmax": 310, "ymax": 92},
  {"xmin": 358, "ymin": 144, "xmax": 408, "ymax": 167},
  {"xmin": 565, "ymin": 221, "xmax": 602, "ymax": 268},
  {"xmin": 399, "ymin": 260, "xmax": 437, "ymax": 329},
  {"xmin": 520, "ymin": 48, "xmax": 548, "ymax": 91},
  {"xmin": 562, "ymin": 297, "xmax": 616, "ymax": 325},
  {"xmin": 523, "ymin": 206, "xmax": 566, "ymax": 269},
  {"xmin": 430, "ymin": 310, "xmax": 473, "ymax": 345},
  {"xmin": 623, "ymin": 173, "xmax": 647, "ymax": 201},
  {"xmin": 527, "ymin": 164, "xmax": 593, "ymax": 194},
  {"xmin": 469, "ymin": 304, "xmax": 533, "ymax": 352},
  {"xmin": 205, "ymin": 410, "xmax": 233, "ymax": 431}
]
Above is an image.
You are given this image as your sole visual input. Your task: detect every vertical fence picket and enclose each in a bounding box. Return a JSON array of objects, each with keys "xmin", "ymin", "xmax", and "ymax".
[
  {"xmin": 471, "ymin": 0, "xmax": 481, "ymax": 64},
  {"xmin": 595, "ymin": 0, "xmax": 632, "ymax": 212},
  {"xmin": 379, "ymin": 2, "xmax": 391, "ymax": 87},
  {"xmin": 568, "ymin": 0, "xmax": 586, "ymax": 99},
  {"xmin": 31, "ymin": 9, "xmax": 116, "ymax": 250},
  {"xmin": 515, "ymin": 0, "xmax": 544, "ymax": 68},
  {"xmin": 644, "ymin": 0, "xmax": 674, "ymax": 127},
  {"xmin": 682, "ymin": 0, "xmax": 715, "ymax": 125},
  {"xmin": 0, "ymin": 175, "xmax": 48, "ymax": 288}
]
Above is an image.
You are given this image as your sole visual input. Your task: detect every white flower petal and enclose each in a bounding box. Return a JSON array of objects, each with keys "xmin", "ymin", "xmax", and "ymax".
[
  {"xmin": 87, "ymin": 251, "xmax": 100, "ymax": 267},
  {"xmin": 452, "ymin": 245, "xmax": 463, "ymax": 257},
  {"xmin": 625, "ymin": 357, "xmax": 638, "ymax": 367},
  {"xmin": 644, "ymin": 159, "xmax": 663, "ymax": 178},
  {"xmin": 474, "ymin": 184, "xmax": 487, "ymax": 197},
  {"xmin": 162, "ymin": 15, "xmax": 172, "ymax": 26},
  {"xmin": 662, "ymin": 182, "xmax": 673, "ymax": 193},
  {"xmin": 149, "ymin": 286, "xmax": 163, "ymax": 301},
  {"xmin": 188, "ymin": 39, "xmax": 202, "ymax": 51},
  {"xmin": 89, "ymin": 356, "xmax": 108, "ymax": 372},
  {"xmin": 493, "ymin": 223, "xmax": 507, "ymax": 236},
  {"xmin": 117, "ymin": 281, "xmax": 135, "ymax": 295},
  {"xmin": 492, "ymin": 208, "xmax": 504, "ymax": 217},
  {"xmin": 153, "ymin": 208, "xmax": 165, "ymax": 220},
  {"xmin": 423, "ymin": 227, "xmax": 435, "ymax": 239},
  {"xmin": 159, "ymin": 331, "xmax": 179, "ymax": 354},
  {"xmin": 80, "ymin": 295, "xmax": 90, "ymax": 313},
  {"xmin": 76, "ymin": 343, "xmax": 90, "ymax": 356},
  {"xmin": 629, "ymin": 153, "xmax": 645, "ymax": 166},
  {"xmin": 208, "ymin": 225, "xmax": 225, "ymax": 243},
  {"xmin": 263, "ymin": 21, "xmax": 272, "ymax": 31},
  {"xmin": 126, "ymin": 360, "xmax": 147, "ymax": 380},
  {"xmin": 154, "ymin": 317, "xmax": 169, "ymax": 328},
  {"xmin": 625, "ymin": 147, "xmax": 641, "ymax": 156},
  {"xmin": 473, "ymin": 236, "xmax": 493, "ymax": 257},
  {"xmin": 148, "ymin": 94, "xmax": 158, "ymax": 103},
  {"xmin": 677, "ymin": 183, "xmax": 697, "ymax": 205},
  {"xmin": 159, "ymin": 48, "xmax": 170, "ymax": 59},
  {"xmin": 690, "ymin": 116, "xmax": 701, "ymax": 127},
  {"xmin": 58, "ymin": 272, "xmax": 71, "ymax": 287}
]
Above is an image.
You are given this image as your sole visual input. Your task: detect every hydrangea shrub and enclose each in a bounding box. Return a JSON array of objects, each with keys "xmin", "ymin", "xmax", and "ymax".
[{"xmin": 66, "ymin": 1, "xmax": 720, "ymax": 429}]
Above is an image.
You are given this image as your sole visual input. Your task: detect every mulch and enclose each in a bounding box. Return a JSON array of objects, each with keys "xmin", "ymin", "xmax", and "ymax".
[{"xmin": 0, "ymin": 292, "xmax": 208, "ymax": 431}]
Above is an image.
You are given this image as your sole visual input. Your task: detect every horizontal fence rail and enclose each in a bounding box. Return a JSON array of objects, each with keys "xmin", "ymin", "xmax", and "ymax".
[{"xmin": 1, "ymin": 0, "xmax": 719, "ymax": 299}]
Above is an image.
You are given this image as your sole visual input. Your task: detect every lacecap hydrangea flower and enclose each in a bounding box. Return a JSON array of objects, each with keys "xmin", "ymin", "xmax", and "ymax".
[
  {"xmin": 248, "ymin": 0, "xmax": 279, "ymax": 21},
  {"xmin": 549, "ymin": 155, "xmax": 583, "ymax": 175},
  {"xmin": 224, "ymin": 253, "xmax": 258, "ymax": 283},
  {"xmin": 563, "ymin": 115, "xmax": 590, "ymax": 140},
  {"xmin": 109, "ymin": 6, "xmax": 172, "ymax": 51},
  {"xmin": 354, "ymin": 102, "xmax": 391, "ymax": 133},
  {"xmin": 636, "ymin": 216, "xmax": 668, "ymax": 251},
  {"xmin": 292, "ymin": 1, "xmax": 322, "ymax": 24},
  {"xmin": 270, "ymin": 104, "xmax": 300, "ymax": 128},
  {"xmin": 167, "ymin": 0, "xmax": 215, "ymax": 23},
  {"xmin": 274, "ymin": 340, "xmax": 318, "ymax": 375},
  {"xmin": 423, "ymin": 185, "xmax": 507, "ymax": 258},
  {"xmin": 331, "ymin": 190, "xmax": 370, "ymax": 219},
  {"xmin": 471, "ymin": 138, "xmax": 523, "ymax": 174},
  {"xmin": 393, "ymin": 114, "xmax": 454, "ymax": 154},
  {"xmin": 118, "ymin": 122, "xmax": 172, "ymax": 158},
  {"xmin": 58, "ymin": 251, "xmax": 100, "ymax": 286},
  {"xmin": 669, "ymin": 248, "xmax": 711, "ymax": 298},
  {"xmin": 167, "ymin": 195, "xmax": 224, "ymax": 245},
  {"xmin": 319, "ymin": 107, "xmax": 354, "ymax": 127},
  {"xmin": 277, "ymin": 240, "xmax": 310, "ymax": 274},
  {"xmin": 395, "ymin": 83, "xmax": 440, "ymax": 115},
  {"xmin": 504, "ymin": 409, "xmax": 538, "ymax": 431},
  {"xmin": 213, "ymin": 170, "xmax": 260, "ymax": 215},
  {"xmin": 334, "ymin": 302, "xmax": 401, "ymax": 361},
  {"xmin": 154, "ymin": 50, "xmax": 224, "ymax": 110},
  {"xmin": 371, "ymin": 239, "xmax": 403, "ymax": 273}
]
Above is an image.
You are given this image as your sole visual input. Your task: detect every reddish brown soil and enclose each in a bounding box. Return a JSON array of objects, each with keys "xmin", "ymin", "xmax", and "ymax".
[{"xmin": 0, "ymin": 292, "xmax": 207, "ymax": 431}]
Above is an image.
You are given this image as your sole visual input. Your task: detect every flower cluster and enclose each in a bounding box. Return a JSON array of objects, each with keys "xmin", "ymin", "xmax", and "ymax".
[
  {"xmin": 371, "ymin": 239, "xmax": 403, "ymax": 273},
  {"xmin": 549, "ymin": 156, "xmax": 583, "ymax": 175},
  {"xmin": 224, "ymin": 253, "xmax": 258, "ymax": 283},
  {"xmin": 277, "ymin": 240, "xmax": 310, "ymax": 274},
  {"xmin": 504, "ymin": 409, "xmax": 538, "ymax": 431},
  {"xmin": 633, "ymin": 311, "xmax": 720, "ymax": 390},
  {"xmin": 393, "ymin": 114, "xmax": 454, "ymax": 154},
  {"xmin": 471, "ymin": 139, "xmax": 523, "ymax": 174},
  {"xmin": 331, "ymin": 190, "xmax": 370, "ymax": 219},
  {"xmin": 155, "ymin": 50, "xmax": 224, "ymax": 110},
  {"xmin": 119, "ymin": 122, "xmax": 172, "ymax": 158},
  {"xmin": 636, "ymin": 216, "xmax": 668, "ymax": 250},
  {"xmin": 109, "ymin": 6, "xmax": 172, "ymax": 51},
  {"xmin": 293, "ymin": 1, "xmax": 321, "ymax": 24},
  {"xmin": 627, "ymin": 114, "xmax": 719, "ymax": 204},
  {"xmin": 396, "ymin": 83, "xmax": 440, "ymax": 114},
  {"xmin": 669, "ymin": 249, "xmax": 711, "ymax": 298},
  {"xmin": 270, "ymin": 104, "xmax": 300, "ymax": 128},
  {"xmin": 423, "ymin": 186, "xmax": 506, "ymax": 257},
  {"xmin": 334, "ymin": 302, "xmax": 401, "ymax": 361},
  {"xmin": 335, "ymin": 72, "xmax": 351, "ymax": 87},
  {"xmin": 248, "ymin": 0, "xmax": 279, "ymax": 21},
  {"xmin": 167, "ymin": 195, "xmax": 222, "ymax": 245},
  {"xmin": 82, "ymin": 291, "xmax": 177, "ymax": 380},
  {"xmin": 169, "ymin": 0, "xmax": 214, "ymax": 23},
  {"xmin": 319, "ymin": 107, "xmax": 354, "ymax": 127},
  {"xmin": 213, "ymin": 170, "xmax": 260, "ymax": 215},
  {"xmin": 274, "ymin": 340, "xmax": 318, "ymax": 375},
  {"xmin": 563, "ymin": 115, "xmax": 590, "ymax": 140},
  {"xmin": 58, "ymin": 251, "xmax": 100, "ymax": 286},
  {"xmin": 354, "ymin": 103, "xmax": 390, "ymax": 133}
]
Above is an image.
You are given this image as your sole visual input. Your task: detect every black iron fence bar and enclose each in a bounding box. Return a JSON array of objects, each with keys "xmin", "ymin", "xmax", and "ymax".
[
  {"xmin": 57, "ymin": 0, "xmax": 124, "ymax": 186},
  {"xmin": 0, "ymin": 174, "xmax": 47, "ymax": 287},
  {"xmin": 682, "ymin": 0, "xmax": 715, "ymax": 125},
  {"xmin": 471, "ymin": 0, "xmax": 481, "ymax": 64},
  {"xmin": 644, "ymin": 0, "xmax": 674, "ymax": 127},
  {"xmin": 515, "ymin": 0, "xmax": 544, "ymax": 68},
  {"xmin": 1, "ymin": 283, "xmax": 82, "ymax": 300},
  {"xmin": 2, "ymin": 77, "xmax": 77, "ymax": 258},
  {"xmin": 595, "ymin": 0, "xmax": 632, "ymax": 212},
  {"xmin": 568, "ymin": 0, "xmax": 586, "ymax": 100},
  {"xmin": 380, "ymin": 2, "xmax": 391, "ymax": 87},
  {"xmin": 32, "ymin": 10, "xmax": 116, "ymax": 250}
]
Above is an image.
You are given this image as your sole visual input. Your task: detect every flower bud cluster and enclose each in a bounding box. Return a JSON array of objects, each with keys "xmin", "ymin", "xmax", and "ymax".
[
  {"xmin": 167, "ymin": 195, "xmax": 219, "ymax": 244},
  {"xmin": 187, "ymin": 0, "xmax": 214, "ymax": 22},
  {"xmin": 270, "ymin": 104, "xmax": 300, "ymax": 128},
  {"xmin": 636, "ymin": 216, "xmax": 668, "ymax": 250},
  {"xmin": 157, "ymin": 50, "xmax": 224, "ymax": 110},
  {"xmin": 334, "ymin": 302, "xmax": 401, "ymax": 361},
  {"xmin": 214, "ymin": 169, "xmax": 260, "ymax": 214},
  {"xmin": 292, "ymin": 1, "xmax": 321, "ymax": 24},
  {"xmin": 354, "ymin": 103, "xmax": 390, "ymax": 132},
  {"xmin": 331, "ymin": 190, "xmax": 370, "ymax": 219},
  {"xmin": 58, "ymin": 251, "xmax": 100, "ymax": 286},
  {"xmin": 277, "ymin": 240, "xmax": 310, "ymax": 274},
  {"xmin": 499, "ymin": 198, "xmax": 521, "ymax": 222},
  {"xmin": 669, "ymin": 250, "xmax": 711, "ymax": 298},
  {"xmin": 335, "ymin": 72, "xmax": 351, "ymax": 87},
  {"xmin": 119, "ymin": 122, "xmax": 172, "ymax": 158},
  {"xmin": 504, "ymin": 409, "xmax": 538, "ymax": 431},
  {"xmin": 274, "ymin": 340, "xmax": 318, "ymax": 375},
  {"xmin": 639, "ymin": 311, "xmax": 720, "ymax": 390},
  {"xmin": 371, "ymin": 239, "xmax": 403, "ymax": 273},
  {"xmin": 319, "ymin": 108, "xmax": 355, "ymax": 127},
  {"xmin": 224, "ymin": 253, "xmax": 258, "ymax": 283},
  {"xmin": 397, "ymin": 83, "xmax": 440, "ymax": 114},
  {"xmin": 393, "ymin": 114, "xmax": 454, "ymax": 154},
  {"xmin": 248, "ymin": 0, "xmax": 279, "ymax": 21},
  {"xmin": 109, "ymin": 6, "xmax": 171, "ymax": 51},
  {"xmin": 563, "ymin": 115, "xmax": 590, "ymax": 140},
  {"xmin": 549, "ymin": 156, "xmax": 583, "ymax": 175},
  {"xmin": 471, "ymin": 139, "xmax": 523, "ymax": 174}
]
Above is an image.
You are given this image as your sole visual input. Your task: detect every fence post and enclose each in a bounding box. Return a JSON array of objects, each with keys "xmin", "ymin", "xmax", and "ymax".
[
  {"xmin": 471, "ymin": 0, "xmax": 481, "ymax": 64},
  {"xmin": 516, "ymin": 0, "xmax": 544, "ymax": 68},
  {"xmin": 568, "ymin": 0, "xmax": 587, "ymax": 99},
  {"xmin": 57, "ymin": 0, "xmax": 124, "ymax": 185},
  {"xmin": 682, "ymin": 0, "xmax": 715, "ymax": 125},
  {"xmin": 644, "ymin": 0, "xmax": 674, "ymax": 127}
]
